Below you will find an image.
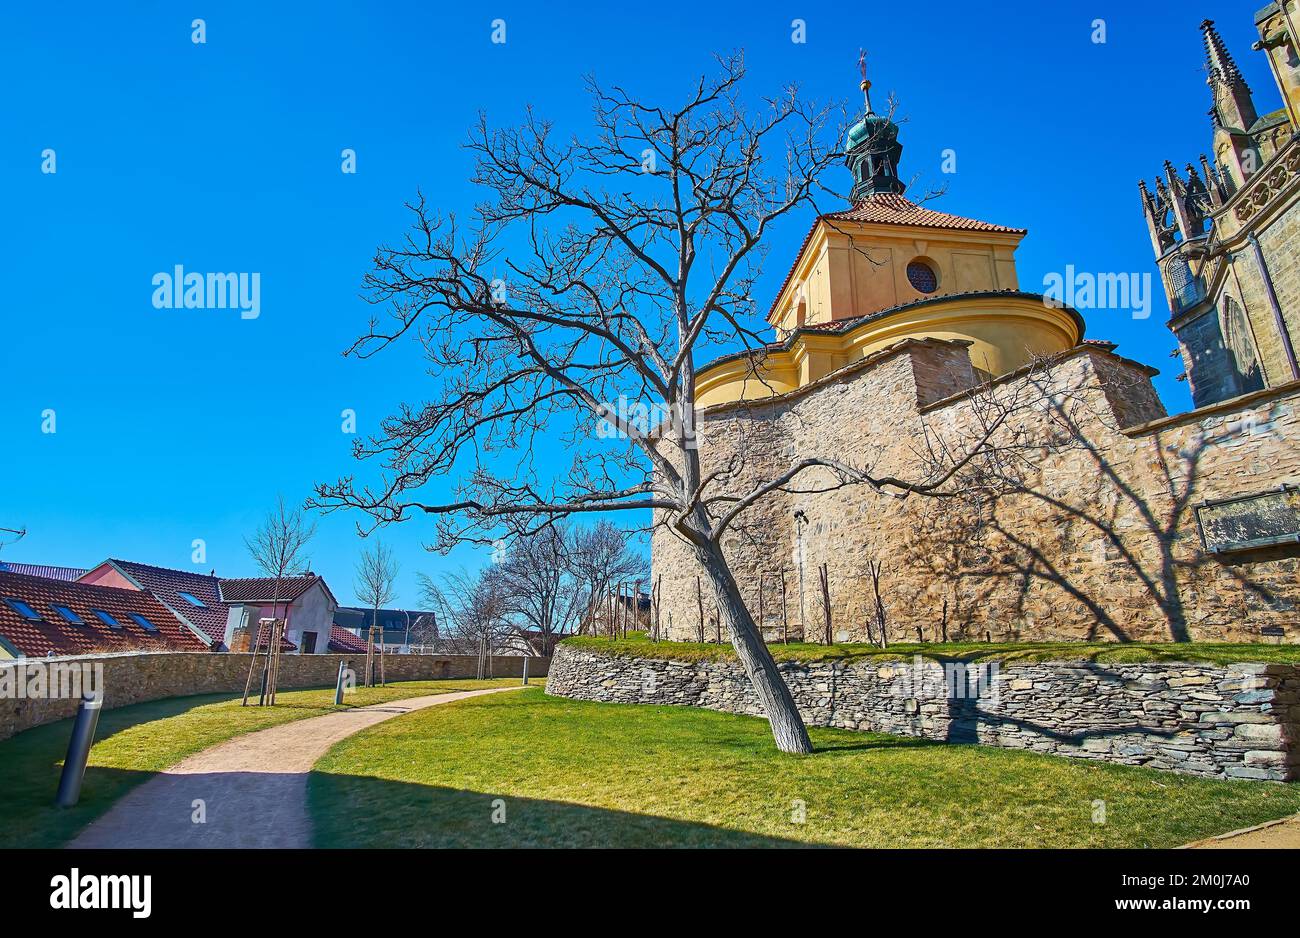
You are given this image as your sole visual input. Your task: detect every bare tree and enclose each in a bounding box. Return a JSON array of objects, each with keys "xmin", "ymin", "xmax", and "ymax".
[
  {"xmin": 422, "ymin": 567, "xmax": 511, "ymax": 670},
  {"xmin": 568, "ymin": 521, "xmax": 645, "ymax": 633},
  {"xmin": 356, "ymin": 542, "xmax": 400, "ymax": 682},
  {"xmin": 242, "ymin": 496, "xmax": 317, "ymax": 705},
  {"xmin": 310, "ymin": 55, "xmax": 1054, "ymax": 753},
  {"xmin": 493, "ymin": 527, "xmax": 584, "ymax": 655}
]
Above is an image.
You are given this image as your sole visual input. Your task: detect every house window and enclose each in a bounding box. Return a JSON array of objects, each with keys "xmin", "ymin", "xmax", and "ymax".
[
  {"xmin": 906, "ymin": 259, "xmax": 939, "ymax": 294},
  {"xmin": 3, "ymin": 598, "xmax": 42, "ymax": 621},
  {"xmin": 91, "ymin": 609, "xmax": 122, "ymax": 629},
  {"xmin": 300, "ymin": 631, "xmax": 318, "ymax": 654},
  {"xmin": 127, "ymin": 613, "xmax": 160, "ymax": 632},
  {"xmin": 177, "ymin": 592, "xmax": 206, "ymax": 607},
  {"xmin": 51, "ymin": 605, "xmax": 84, "ymax": 625}
]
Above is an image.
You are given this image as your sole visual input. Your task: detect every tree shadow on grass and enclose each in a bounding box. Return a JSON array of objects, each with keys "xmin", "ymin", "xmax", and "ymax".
[
  {"xmin": 309, "ymin": 772, "xmax": 819, "ymax": 848},
  {"xmin": 812, "ymin": 736, "xmax": 941, "ymax": 755}
]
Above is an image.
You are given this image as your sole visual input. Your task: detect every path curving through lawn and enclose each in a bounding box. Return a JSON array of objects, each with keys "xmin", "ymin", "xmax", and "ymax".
[{"xmin": 69, "ymin": 686, "xmax": 521, "ymax": 849}]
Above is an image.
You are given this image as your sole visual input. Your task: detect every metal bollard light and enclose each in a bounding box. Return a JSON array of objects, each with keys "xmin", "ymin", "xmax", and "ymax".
[
  {"xmin": 55, "ymin": 692, "xmax": 103, "ymax": 808},
  {"xmin": 522, "ymin": 656, "xmax": 530, "ymax": 686},
  {"xmin": 334, "ymin": 660, "xmax": 348, "ymax": 705}
]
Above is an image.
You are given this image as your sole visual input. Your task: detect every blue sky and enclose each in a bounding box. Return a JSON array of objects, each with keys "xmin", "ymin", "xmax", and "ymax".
[{"xmin": 0, "ymin": 1, "xmax": 1276, "ymax": 605}]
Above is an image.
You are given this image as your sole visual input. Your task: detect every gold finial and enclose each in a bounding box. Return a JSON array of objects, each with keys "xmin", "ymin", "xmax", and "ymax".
[{"xmin": 857, "ymin": 48, "xmax": 874, "ymax": 114}]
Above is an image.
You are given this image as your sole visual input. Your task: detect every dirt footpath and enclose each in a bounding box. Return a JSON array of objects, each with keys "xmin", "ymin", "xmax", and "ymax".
[{"xmin": 69, "ymin": 686, "xmax": 520, "ymax": 849}]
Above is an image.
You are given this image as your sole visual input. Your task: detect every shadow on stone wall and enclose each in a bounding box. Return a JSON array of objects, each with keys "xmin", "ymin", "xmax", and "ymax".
[{"xmin": 909, "ymin": 390, "xmax": 1292, "ymax": 643}]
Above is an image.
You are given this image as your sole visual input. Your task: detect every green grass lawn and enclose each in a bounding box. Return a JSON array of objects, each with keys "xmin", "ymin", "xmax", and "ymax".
[
  {"xmin": 309, "ymin": 688, "xmax": 1300, "ymax": 848},
  {"xmin": 0, "ymin": 677, "xmax": 528, "ymax": 850},
  {"xmin": 566, "ymin": 634, "xmax": 1300, "ymax": 666}
]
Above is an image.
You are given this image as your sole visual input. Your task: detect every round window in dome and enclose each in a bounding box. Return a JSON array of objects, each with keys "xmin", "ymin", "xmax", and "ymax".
[{"xmin": 906, "ymin": 259, "xmax": 939, "ymax": 294}]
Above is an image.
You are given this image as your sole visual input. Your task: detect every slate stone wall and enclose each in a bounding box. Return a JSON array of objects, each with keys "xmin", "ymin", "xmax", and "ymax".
[{"xmin": 547, "ymin": 643, "xmax": 1300, "ymax": 780}]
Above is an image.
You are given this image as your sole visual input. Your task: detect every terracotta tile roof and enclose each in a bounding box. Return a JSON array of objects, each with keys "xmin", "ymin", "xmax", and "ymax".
[
  {"xmin": 822, "ymin": 193, "xmax": 1026, "ymax": 233},
  {"xmin": 220, "ymin": 575, "xmax": 324, "ymax": 604},
  {"xmin": 0, "ymin": 562, "xmax": 88, "ymax": 582},
  {"xmin": 0, "ymin": 571, "xmax": 208, "ymax": 658},
  {"xmin": 105, "ymin": 560, "xmax": 229, "ymax": 646},
  {"xmin": 328, "ymin": 626, "xmax": 368, "ymax": 654},
  {"xmin": 768, "ymin": 194, "xmax": 1025, "ymax": 320}
]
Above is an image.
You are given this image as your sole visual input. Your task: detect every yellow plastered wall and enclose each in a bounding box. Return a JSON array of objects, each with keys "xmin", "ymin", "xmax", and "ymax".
[
  {"xmin": 771, "ymin": 220, "xmax": 1024, "ymax": 335},
  {"xmin": 693, "ymin": 215, "xmax": 1079, "ymax": 407},
  {"xmin": 695, "ymin": 296, "xmax": 1081, "ymax": 407}
]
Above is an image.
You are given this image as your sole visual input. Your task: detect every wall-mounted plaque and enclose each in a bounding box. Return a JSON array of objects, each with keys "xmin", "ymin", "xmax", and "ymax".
[{"xmin": 1196, "ymin": 485, "xmax": 1300, "ymax": 554}]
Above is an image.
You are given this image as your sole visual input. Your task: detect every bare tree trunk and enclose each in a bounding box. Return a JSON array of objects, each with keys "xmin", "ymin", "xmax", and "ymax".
[
  {"xmin": 695, "ymin": 542, "xmax": 812, "ymax": 755},
  {"xmin": 868, "ymin": 559, "xmax": 887, "ymax": 649}
]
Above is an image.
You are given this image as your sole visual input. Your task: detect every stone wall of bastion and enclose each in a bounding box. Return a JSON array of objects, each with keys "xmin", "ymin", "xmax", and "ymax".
[
  {"xmin": 650, "ymin": 339, "xmax": 1300, "ymax": 645},
  {"xmin": 547, "ymin": 642, "xmax": 1300, "ymax": 781}
]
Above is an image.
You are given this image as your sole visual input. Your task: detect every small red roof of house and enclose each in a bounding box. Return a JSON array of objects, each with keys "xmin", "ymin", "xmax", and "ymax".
[
  {"xmin": 328, "ymin": 626, "xmax": 368, "ymax": 654},
  {"xmin": 0, "ymin": 571, "xmax": 208, "ymax": 658}
]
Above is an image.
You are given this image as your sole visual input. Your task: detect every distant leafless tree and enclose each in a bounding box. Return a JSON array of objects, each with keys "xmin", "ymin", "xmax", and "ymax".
[
  {"xmin": 242, "ymin": 496, "xmax": 317, "ymax": 704},
  {"xmin": 568, "ymin": 521, "xmax": 645, "ymax": 631},
  {"xmin": 493, "ymin": 527, "xmax": 582, "ymax": 655},
  {"xmin": 355, "ymin": 542, "xmax": 400, "ymax": 621},
  {"xmin": 420, "ymin": 567, "xmax": 510, "ymax": 656},
  {"xmin": 310, "ymin": 54, "xmax": 1061, "ymax": 753}
]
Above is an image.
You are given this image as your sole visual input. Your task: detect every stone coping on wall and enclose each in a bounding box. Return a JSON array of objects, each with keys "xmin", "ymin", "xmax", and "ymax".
[
  {"xmin": 1120, "ymin": 378, "xmax": 1300, "ymax": 437},
  {"xmin": 545, "ymin": 643, "xmax": 1300, "ymax": 781}
]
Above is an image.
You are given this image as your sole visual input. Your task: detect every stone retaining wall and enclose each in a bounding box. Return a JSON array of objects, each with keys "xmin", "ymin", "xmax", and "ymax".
[
  {"xmin": 0, "ymin": 651, "xmax": 548, "ymax": 742},
  {"xmin": 546, "ymin": 643, "xmax": 1299, "ymax": 781}
]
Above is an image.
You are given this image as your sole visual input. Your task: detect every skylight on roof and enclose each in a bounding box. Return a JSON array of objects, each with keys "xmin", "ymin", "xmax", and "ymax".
[
  {"xmin": 51, "ymin": 604, "xmax": 84, "ymax": 625},
  {"xmin": 127, "ymin": 612, "xmax": 160, "ymax": 632},
  {"xmin": 3, "ymin": 598, "xmax": 42, "ymax": 621},
  {"xmin": 177, "ymin": 592, "xmax": 206, "ymax": 608},
  {"xmin": 91, "ymin": 609, "xmax": 121, "ymax": 629}
]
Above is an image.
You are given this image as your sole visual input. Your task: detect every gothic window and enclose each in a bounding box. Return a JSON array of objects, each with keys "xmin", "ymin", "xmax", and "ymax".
[
  {"xmin": 1220, "ymin": 296, "xmax": 1265, "ymax": 396},
  {"xmin": 1165, "ymin": 255, "xmax": 1204, "ymax": 311}
]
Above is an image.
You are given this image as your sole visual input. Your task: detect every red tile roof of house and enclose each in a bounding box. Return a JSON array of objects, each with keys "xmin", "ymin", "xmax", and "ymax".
[
  {"xmin": 220, "ymin": 575, "xmax": 326, "ymax": 604},
  {"xmin": 328, "ymin": 626, "xmax": 368, "ymax": 654},
  {"xmin": 768, "ymin": 194, "xmax": 1025, "ymax": 321},
  {"xmin": 102, "ymin": 559, "xmax": 229, "ymax": 646},
  {"xmin": 0, "ymin": 571, "xmax": 209, "ymax": 658},
  {"xmin": 0, "ymin": 562, "xmax": 88, "ymax": 582}
]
